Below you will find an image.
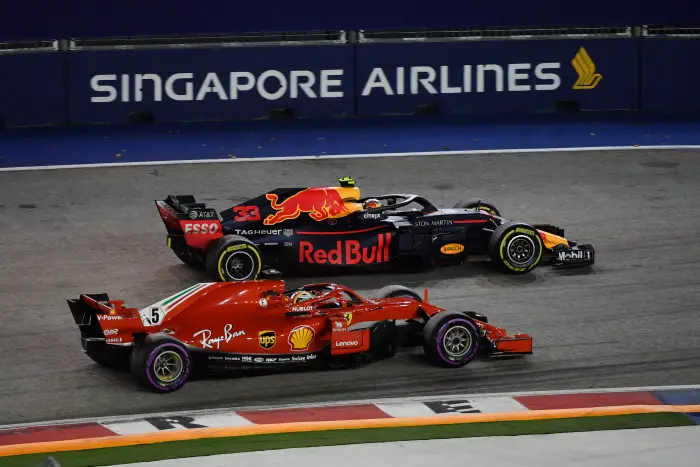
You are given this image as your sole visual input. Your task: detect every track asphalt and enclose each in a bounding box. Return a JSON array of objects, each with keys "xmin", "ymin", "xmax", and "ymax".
[{"xmin": 1, "ymin": 148, "xmax": 699, "ymax": 425}]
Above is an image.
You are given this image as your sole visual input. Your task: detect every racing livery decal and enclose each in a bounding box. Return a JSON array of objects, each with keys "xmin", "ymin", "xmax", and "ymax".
[
  {"xmin": 139, "ymin": 283, "xmax": 214, "ymax": 327},
  {"xmin": 288, "ymin": 325, "xmax": 315, "ymax": 351}
]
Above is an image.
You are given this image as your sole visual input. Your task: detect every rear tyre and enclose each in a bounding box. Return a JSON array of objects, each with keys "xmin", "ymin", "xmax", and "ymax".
[
  {"xmin": 85, "ymin": 346, "xmax": 130, "ymax": 372},
  {"xmin": 453, "ymin": 199, "xmax": 501, "ymax": 217},
  {"xmin": 373, "ymin": 285, "xmax": 422, "ymax": 301},
  {"xmin": 488, "ymin": 221, "xmax": 543, "ymax": 274},
  {"xmin": 173, "ymin": 247, "xmax": 206, "ymax": 271},
  {"xmin": 206, "ymin": 235, "xmax": 262, "ymax": 282},
  {"xmin": 130, "ymin": 337, "xmax": 191, "ymax": 393},
  {"xmin": 422, "ymin": 312, "xmax": 480, "ymax": 368}
]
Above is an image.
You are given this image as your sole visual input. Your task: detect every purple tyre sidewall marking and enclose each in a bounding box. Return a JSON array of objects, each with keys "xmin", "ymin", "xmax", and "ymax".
[
  {"xmin": 145, "ymin": 342, "xmax": 190, "ymax": 391},
  {"xmin": 434, "ymin": 318, "xmax": 479, "ymax": 366}
]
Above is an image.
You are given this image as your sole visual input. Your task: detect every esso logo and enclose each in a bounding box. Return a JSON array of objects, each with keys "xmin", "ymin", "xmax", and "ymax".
[{"xmin": 184, "ymin": 223, "xmax": 220, "ymax": 235}]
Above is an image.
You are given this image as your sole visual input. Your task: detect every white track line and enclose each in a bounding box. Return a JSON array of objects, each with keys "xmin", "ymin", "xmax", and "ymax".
[
  {"xmin": 1, "ymin": 145, "xmax": 699, "ymax": 172},
  {"xmin": 2, "ymin": 384, "xmax": 699, "ymax": 430}
]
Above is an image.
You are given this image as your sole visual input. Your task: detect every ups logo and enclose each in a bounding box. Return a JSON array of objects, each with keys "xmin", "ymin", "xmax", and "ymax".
[{"xmin": 258, "ymin": 330, "xmax": 276, "ymax": 350}]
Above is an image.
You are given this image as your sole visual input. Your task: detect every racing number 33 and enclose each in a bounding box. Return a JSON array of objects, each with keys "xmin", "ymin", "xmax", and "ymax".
[{"xmin": 233, "ymin": 206, "xmax": 261, "ymax": 222}]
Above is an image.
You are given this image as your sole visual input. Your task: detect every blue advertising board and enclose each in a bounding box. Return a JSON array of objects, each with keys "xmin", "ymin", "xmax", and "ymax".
[
  {"xmin": 640, "ymin": 39, "xmax": 700, "ymax": 113},
  {"xmin": 1, "ymin": 0, "xmax": 698, "ymax": 42},
  {"xmin": 355, "ymin": 39, "xmax": 640, "ymax": 116},
  {"xmin": 0, "ymin": 53, "xmax": 65, "ymax": 127},
  {"xmin": 6, "ymin": 37, "xmax": 700, "ymax": 130},
  {"xmin": 66, "ymin": 45, "xmax": 355, "ymax": 124}
]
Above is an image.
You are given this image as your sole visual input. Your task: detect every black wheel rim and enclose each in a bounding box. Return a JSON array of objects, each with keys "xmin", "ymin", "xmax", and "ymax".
[
  {"xmin": 224, "ymin": 250, "xmax": 256, "ymax": 281},
  {"xmin": 506, "ymin": 234, "xmax": 536, "ymax": 266}
]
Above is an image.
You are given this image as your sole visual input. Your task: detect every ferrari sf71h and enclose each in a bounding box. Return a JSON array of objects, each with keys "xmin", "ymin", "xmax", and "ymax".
[
  {"xmin": 67, "ymin": 280, "xmax": 532, "ymax": 392},
  {"xmin": 155, "ymin": 177, "xmax": 594, "ymax": 282}
]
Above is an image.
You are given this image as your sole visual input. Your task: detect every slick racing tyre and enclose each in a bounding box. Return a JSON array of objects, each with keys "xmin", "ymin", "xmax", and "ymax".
[
  {"xmin": 85, "ymin": 344, "xmax": 131, "ymax": 372},
  {"xmin": 423, "ymin": 312, "xmax": 480, "ymax": 368},
  {"xmin": 130, "ymin": 336, "xmax": 191, "ymax": 393},
  {"xmin": 374, "ymin": 285, "xmax": 422, "ymax": 301},
  {"xmin": 206, "ymin": 235, "xmax": 262, "ymax": 282},
  {"xmin": 488, "ymin": 221, "xmax": 543, "ymax": 274},
  {"xmin": 453, "ymin": 199, "xmax": 501, "ymax": 217},
  {"xmin": 173, "ymin": 247, "xmax": 206, "ymax": 271}
]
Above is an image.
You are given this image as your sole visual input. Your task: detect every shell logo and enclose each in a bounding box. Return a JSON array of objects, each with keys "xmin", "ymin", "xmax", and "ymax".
[
  {"xmin": 288, "ymin": 325, "xmax": 315, "ymax": 351},
  {"xmin": 440, "ymin": 243, "xmax": 465, "ymax": 255}
]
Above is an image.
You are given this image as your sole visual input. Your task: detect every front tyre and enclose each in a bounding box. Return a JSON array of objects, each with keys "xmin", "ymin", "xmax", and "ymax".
[
  {"xmin": 453, "ymin": 199, "xmax": 501, "ymax": 217},
  {"xmin": 206, "ymin": 235, "xmax": 262, "ymax": 282},
  {"xmin": 373, "ymin": 285, "xmax": 422, "ymax": 301},
  {"xmin": 130, "ymin": 338, "xmax": 191, "ymax": 393},
  {"xmin": 423, "ymin": 312, "xmax": 480, "ymax": 368},
  {"xmin": 488, "ymin": 221, "xmax": 543, "ymax": 274}
]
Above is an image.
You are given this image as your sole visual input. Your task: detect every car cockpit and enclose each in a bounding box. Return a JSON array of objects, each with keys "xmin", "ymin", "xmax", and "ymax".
[
  {"xmin": 357, "ymin": 194, "xmax": 439, "ymax": 217},
  {"xmin": 281, "ymin": 283, "xmax": 364, "ymax": 313}
]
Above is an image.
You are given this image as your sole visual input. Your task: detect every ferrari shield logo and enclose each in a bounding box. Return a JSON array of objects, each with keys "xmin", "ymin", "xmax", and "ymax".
[
  {"xmin": 343, "ymin": 312, "xmax": 352, "ymax": 325},
  {"xmin": 258, "ymin": 330, "xmax": 276, "ymax": 350}
]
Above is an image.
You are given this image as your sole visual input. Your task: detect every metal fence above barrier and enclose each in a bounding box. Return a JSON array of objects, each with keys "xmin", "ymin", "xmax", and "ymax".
[
  {"xmin": 643, "ymin": 26, "xmax": 700, "ymax": 37},
  {"xmin": 0, "ymin": 25, "xmax": 648, "ymax": 53},
  {"xmin": 69, "ymin": 31, "xmax": 348, "ymax": 50},
  {"xmin": 357, "ymin": 26, "xmax": 633, "ymax": 43},
  {"xmin": 0, "ymin": 39, "xmax": 58, "ymax": 54}
]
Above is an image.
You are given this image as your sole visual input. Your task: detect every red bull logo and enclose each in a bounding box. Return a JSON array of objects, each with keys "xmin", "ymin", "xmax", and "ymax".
[
  {"xmin": 299, "ymin": 233, "xmax": 392, "ymax": 265},
  {"xmin": 264, "ymin": 188, "xmax": 360, "ymax": 225}
]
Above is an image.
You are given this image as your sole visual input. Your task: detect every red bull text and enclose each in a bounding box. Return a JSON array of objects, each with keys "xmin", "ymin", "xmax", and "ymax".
[
  {"xmin": 264, "ymin": 188, "xmax": 357, "ymax": 225},
  {"xmin": 299, "ymin": 233, "xmax": 392, "ymax": 265}
]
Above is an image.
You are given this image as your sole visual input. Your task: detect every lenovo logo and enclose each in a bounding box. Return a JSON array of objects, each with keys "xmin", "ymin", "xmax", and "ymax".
[
  {"xmin": 335, "ymin": 340, "xmax": 359, "ymax": 347},
  {"xmin": 299, "ymin": 233, "xmax": 391, "ymax": 265}
]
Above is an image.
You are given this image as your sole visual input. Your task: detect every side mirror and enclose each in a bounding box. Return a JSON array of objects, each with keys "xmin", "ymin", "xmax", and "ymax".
[{"xmin": 260, "ymin": 293, "xmax": 284, "ymax": 308}]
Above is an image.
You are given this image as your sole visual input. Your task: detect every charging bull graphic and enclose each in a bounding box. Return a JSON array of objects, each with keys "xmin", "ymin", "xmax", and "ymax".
[{"xmin": 263, "ymin": 188, "xmax": 362, "ymax": 225}]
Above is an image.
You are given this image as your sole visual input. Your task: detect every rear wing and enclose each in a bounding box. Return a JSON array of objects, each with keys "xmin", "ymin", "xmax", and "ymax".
[
  {"xmin": 155, "ymin": 195, "xmax": 223, "ymax": 249},
  {"xmin": 156, "ymin": 195, "xmax": 219, "ymax": 229},
  {"xmin": 67, "ymin": 294, "xmax": 144, "ymax": 342}
]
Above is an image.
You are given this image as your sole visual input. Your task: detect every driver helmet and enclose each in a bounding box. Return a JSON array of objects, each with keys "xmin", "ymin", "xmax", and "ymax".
[
  {"xmin": 363, "ymin": 198, "xmax": 382, "ymax": 209},
  {"xmin": 291, "ymin": 291, "xmax": 315, "ymax": 304}
]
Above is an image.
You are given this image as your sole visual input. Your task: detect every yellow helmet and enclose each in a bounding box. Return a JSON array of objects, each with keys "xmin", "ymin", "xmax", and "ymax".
[{"xmin": 291, "ymin": 291, "xmax": 315, "ymax": 304}]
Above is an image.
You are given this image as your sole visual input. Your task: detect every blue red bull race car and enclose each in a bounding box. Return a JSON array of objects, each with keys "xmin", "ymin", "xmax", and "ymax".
[{"xmin": 155, "ymin": 177, "xmax": 595, "ymax": 282}]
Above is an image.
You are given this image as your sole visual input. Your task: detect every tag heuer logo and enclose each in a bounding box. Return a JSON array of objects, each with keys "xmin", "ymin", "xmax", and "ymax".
[{"xmin": 258, "ymin": 330, "xmax": 276, "ymax": 350}]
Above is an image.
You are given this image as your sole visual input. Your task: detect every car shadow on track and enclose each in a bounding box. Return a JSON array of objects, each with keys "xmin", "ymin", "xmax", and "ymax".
[{"xmin": 159, "ymin": 260, "xmax": 581, "ymax": 292}]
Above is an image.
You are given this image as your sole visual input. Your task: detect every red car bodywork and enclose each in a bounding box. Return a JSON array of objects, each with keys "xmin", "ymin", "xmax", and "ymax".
[{"xmin": 69, "ymin": 280, "xmax": 532, "ymax": 392}]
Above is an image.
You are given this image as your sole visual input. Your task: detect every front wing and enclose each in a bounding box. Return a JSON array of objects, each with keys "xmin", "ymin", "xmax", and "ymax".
[
  {"xmin": 550, "ymin": 243, "xmax": 595, "ymax": 267},
  {"xmin": 473, "ymin": 319, "xmax": 533, "ymax": 356}
]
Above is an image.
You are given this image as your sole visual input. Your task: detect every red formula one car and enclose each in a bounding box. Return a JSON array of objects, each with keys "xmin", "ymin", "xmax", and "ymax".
[{"xmin": 68, "ymin": 281, "xmax": 532, "ymax": 393}]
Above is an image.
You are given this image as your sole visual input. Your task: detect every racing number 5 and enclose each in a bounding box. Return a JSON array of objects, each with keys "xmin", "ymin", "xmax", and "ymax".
[
  {"xmin": 145, "ymin": 307, "xmax": 163, "ymax": 326},
  {"xmin": 233, "ymin": 206, "xmax": 261, "ymax": 222}
]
